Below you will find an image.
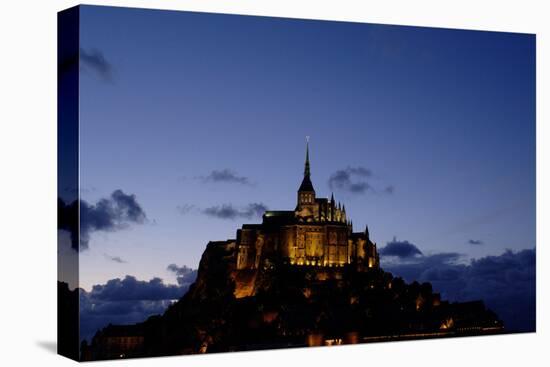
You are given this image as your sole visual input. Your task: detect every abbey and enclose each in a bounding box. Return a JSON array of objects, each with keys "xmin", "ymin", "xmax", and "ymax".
[{"xmin": 234, "ymin": 141, "xmax": 380, "ymax": 273}]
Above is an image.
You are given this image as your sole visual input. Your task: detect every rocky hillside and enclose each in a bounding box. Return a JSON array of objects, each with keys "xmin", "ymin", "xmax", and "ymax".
[{"xmin": 82, "ymin": 240, "xmax": 503, "ymax": 360}]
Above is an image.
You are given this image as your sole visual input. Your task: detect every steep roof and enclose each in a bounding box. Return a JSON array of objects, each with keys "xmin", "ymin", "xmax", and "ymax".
[{"xmin": 298, "ymin": 175, "xmax": 314, "ymax": 192}]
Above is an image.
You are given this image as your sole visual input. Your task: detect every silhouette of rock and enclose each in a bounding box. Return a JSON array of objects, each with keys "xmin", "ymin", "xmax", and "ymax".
[{"xmin": 81, "ymin": 241, "xmax": 503, "ymax": 360}]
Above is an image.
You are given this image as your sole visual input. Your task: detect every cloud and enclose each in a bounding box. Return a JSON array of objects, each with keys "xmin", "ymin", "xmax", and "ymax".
[
  {"xmin": 379, "ymin": 239, "xmax": 423, "ymax": 258},
  {"xmin": 328, "ymin": 167, "xmax": 371, "ymax": 194},
  {"xmin": 104, "ymin": 254, "xmax": 127, "ymax": 264},
  {"xmin": 167, "ymin": 264, "xmax": 198, "ymax": 286},
  {"xmin": 382, "ymin": 251, "xmax": 464, "ymax": 281},
  {"xmin": 468, "ymin": 239, "xmax": 484, "ymax": 245},
  {"xmin": 79, "ymin": 273, "xmax": 196, "ymax": 342},
  {"xmin": 202, "ymin": 203, "xmax": 268, "ymax": 220},
  {"xmin": 58, "ymin": 190, "xmax": 147, "ymax": 251},
  {"xmin": 177, "ymin": 202, "xmax": 268, "ymax": 220},
  {"xmin": 382, "ymin": 246, "xmax": 536, "ymax": 332},
  {"xmin": 89, "ymin": 275, "xmax": 183, "ymax": 302},
  {"xmin": 80, "ymin": 190, "xmax": 147, "ymax": 249},
  {"xmin": 80, "ymin": 48, "xmax": 114, "ymax": 82},
  {"xmin": 198, "ymin": 169, "xmax": 252, "ymax": 186},
  {"xmin": 328, "ymin": 166, "xmax": 394, "ymax": 195}
]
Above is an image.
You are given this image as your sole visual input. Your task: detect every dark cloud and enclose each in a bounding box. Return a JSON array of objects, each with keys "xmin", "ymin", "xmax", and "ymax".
[
  {"xmin": 379, "ymin": 239, "xmax": 423, "ymax": 258},
  {"xmin": 167, "ymin": 264, "xmax": 198, "ymax": 286},
  {"xmin": 104, "ymin": 254, "xmax": 127, "ymax": 264},
  {"xmin": 80, "ymin": 48, "xmax": 114, "ymax": 82},
  {"xmin": 58, "ymin": 190, "xmax": 147, "ymax": 251},
  {"xmin": 468, "ymin": 239, "xmax": 484, "ymax": 245},
  {"xmin": 382, "ymin": 252, "xmax": 464, "ymax": 281},
  {"xmin": 198, "ymin": 169, "xmax": 252, "ymax": 186},
  {"xmin": 89, "ymin": 276, "xmax": 183, "ymax": 302},
  {"xmin": 80, "ymin": 190, "xmax": 147, "ymax": 250},
  {"xmin": 80, "ymin": 273, "xmax": 196, "ymax": 342},
  {"xmin": 328, "ymin": 166, "xmax": 394, "ymax": 195},
  {"xmin": 202, "ymin": 203, "xmax": 268, "ymax": 220},
  {"xmin": 328, "ymin": 167, "xmax": 372, "ymax": 194},
  {"xmin": 382, "ymin": 247, "xmax": 536, "ymax": 332},
  {"xmin": 203, "ymin": 204, "xmax": 240, "ymax": 219}
]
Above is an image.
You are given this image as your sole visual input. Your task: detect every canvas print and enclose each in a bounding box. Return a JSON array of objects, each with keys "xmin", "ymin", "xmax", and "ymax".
[{"xmin": 58, "ymin": 5, "xmax": 536, "ymax": 361}]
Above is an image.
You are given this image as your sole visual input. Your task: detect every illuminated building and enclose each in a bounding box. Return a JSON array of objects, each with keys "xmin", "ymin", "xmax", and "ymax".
[{"xmin": 230, "ymin": 140, "xmax": 379, "ymax": 297}]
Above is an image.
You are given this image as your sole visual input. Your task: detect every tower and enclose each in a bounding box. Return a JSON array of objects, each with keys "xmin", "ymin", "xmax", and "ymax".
[{"xmin": 297, "ymin": 137, "xmax": 315, "ymax": 207}]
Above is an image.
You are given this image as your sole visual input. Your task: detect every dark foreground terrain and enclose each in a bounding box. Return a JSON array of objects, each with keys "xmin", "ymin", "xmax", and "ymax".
[{"xmin": 79, "ymin": 241, "xmax": 503, "ymax": 360}]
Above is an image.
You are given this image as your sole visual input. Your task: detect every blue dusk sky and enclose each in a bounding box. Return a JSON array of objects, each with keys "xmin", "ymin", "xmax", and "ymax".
[{"xmin": 74, "ymin": 6, "xmax": 535, "ymax": 293}]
